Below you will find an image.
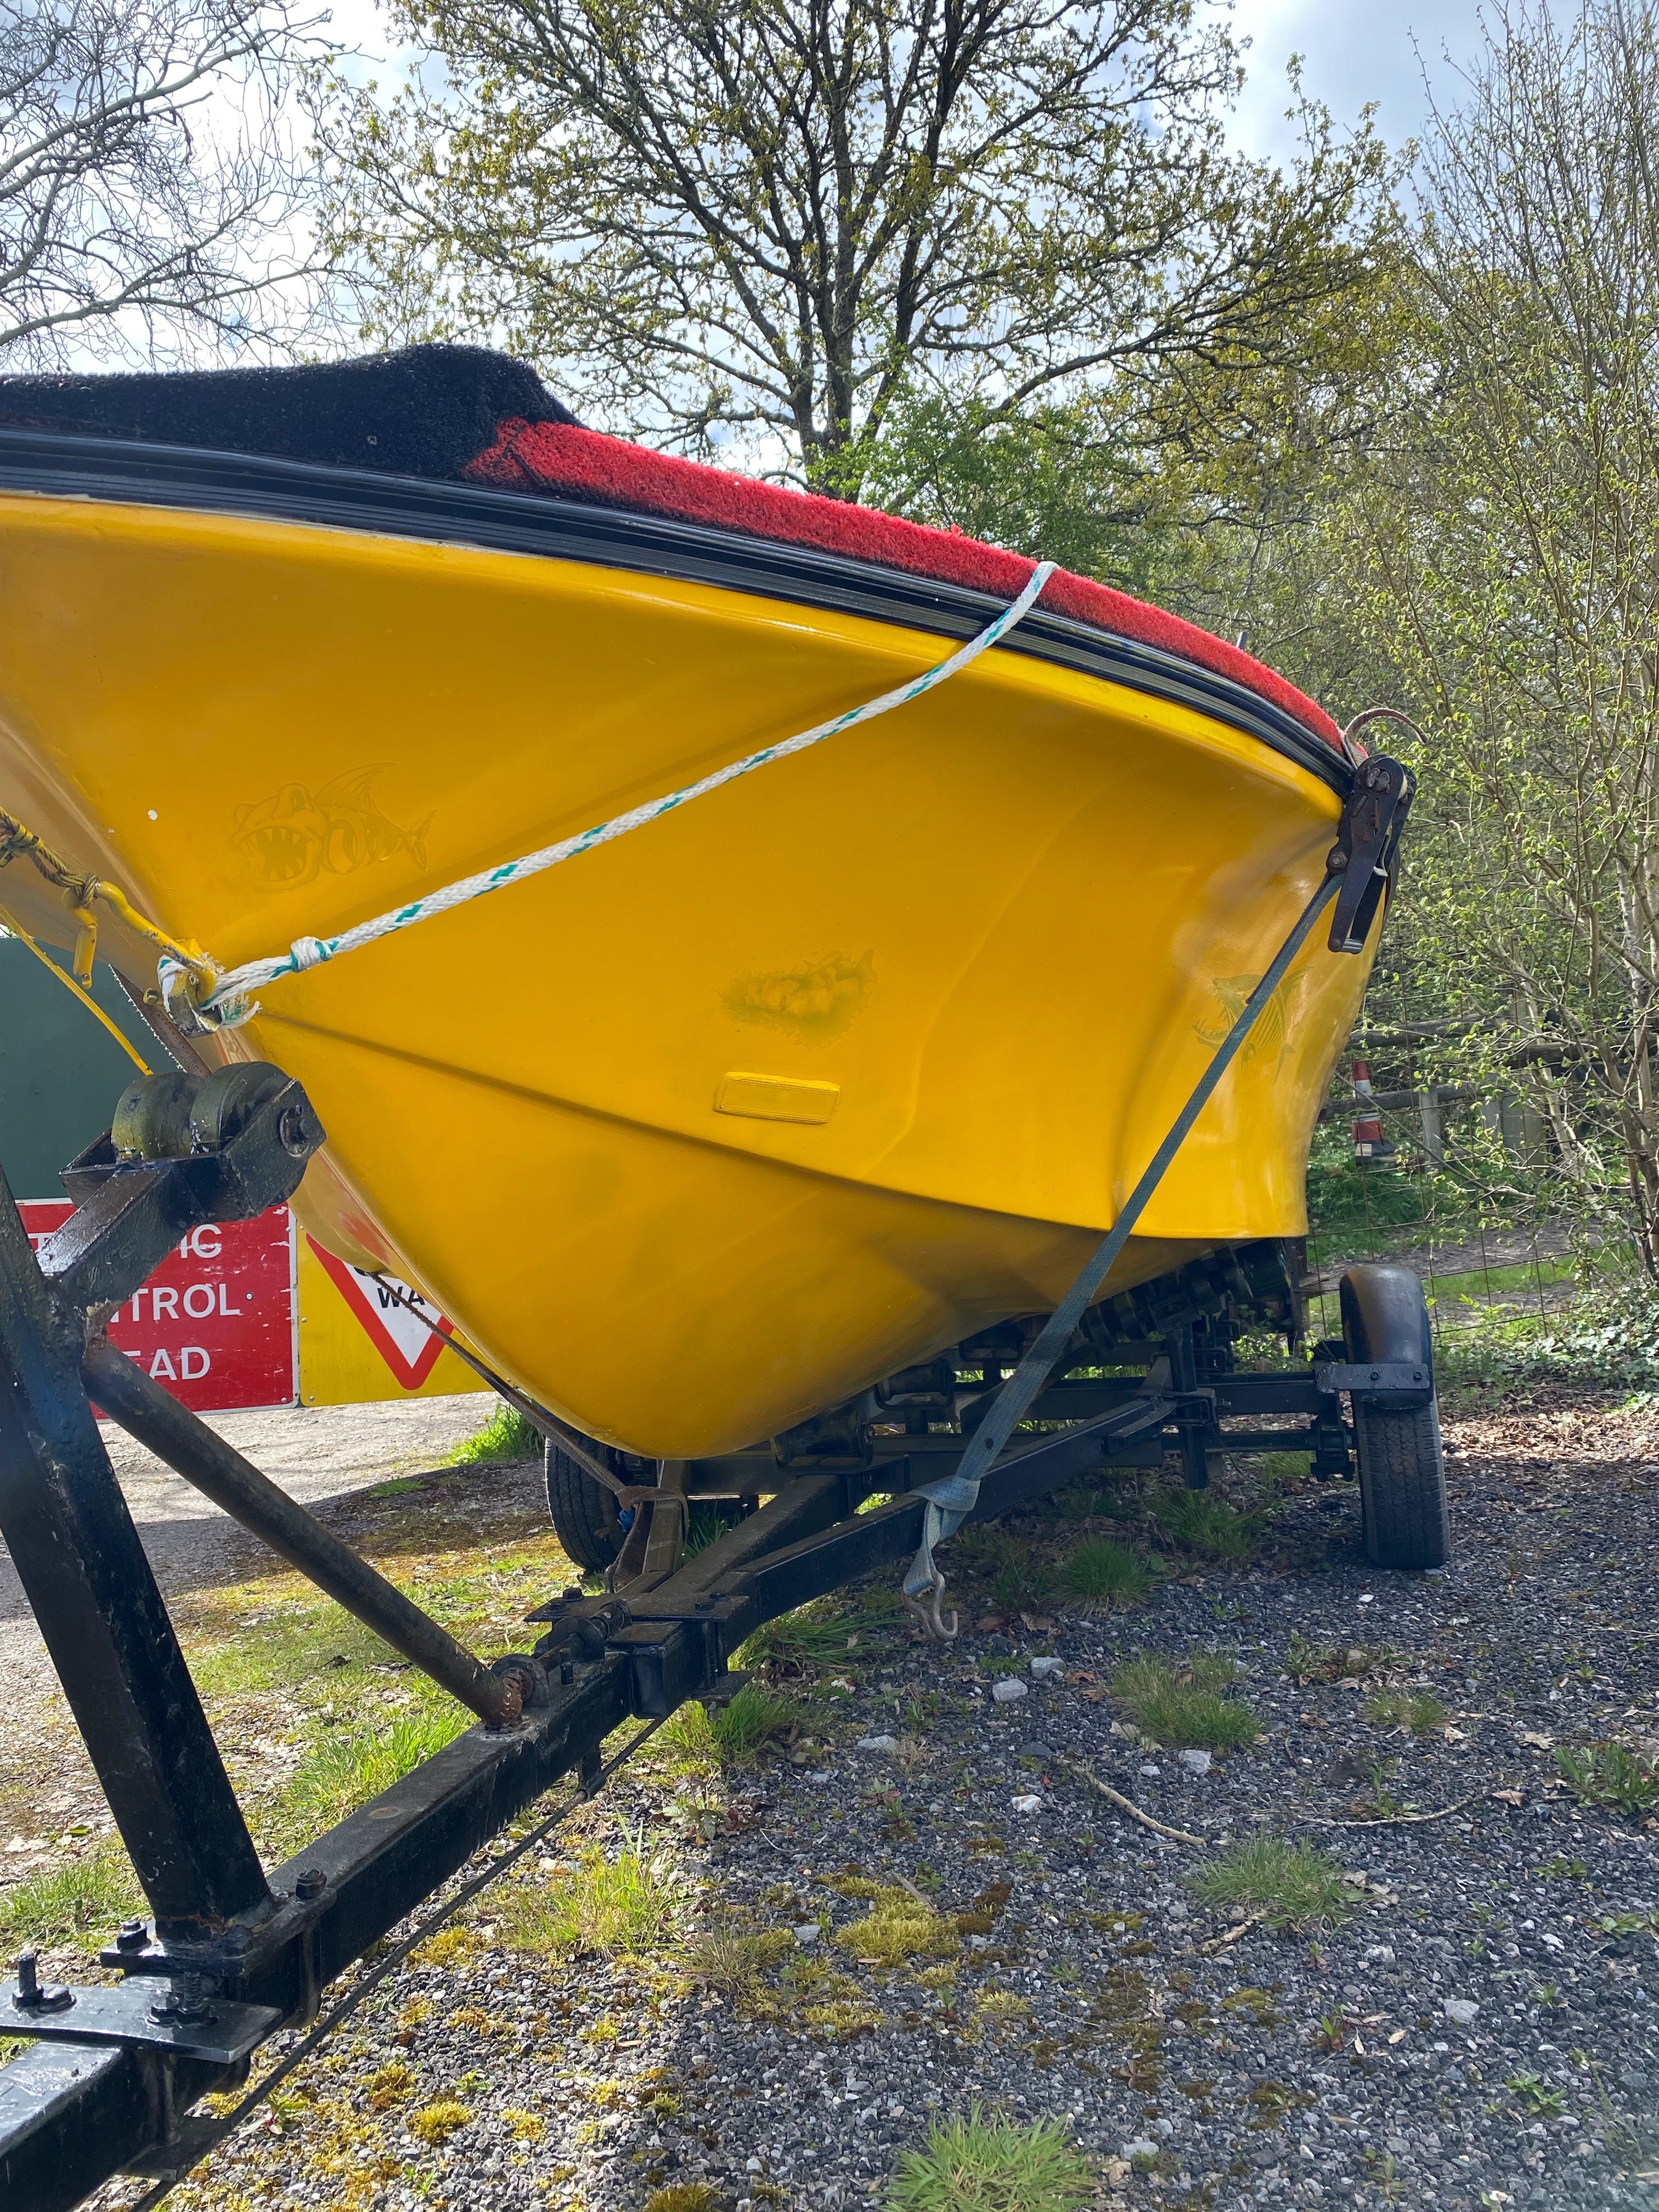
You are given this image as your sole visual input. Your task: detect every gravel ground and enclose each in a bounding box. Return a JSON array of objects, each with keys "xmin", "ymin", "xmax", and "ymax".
[{"xmin": 69, "ymin": 1389, "xmax": 1659, "ymax": 2212}]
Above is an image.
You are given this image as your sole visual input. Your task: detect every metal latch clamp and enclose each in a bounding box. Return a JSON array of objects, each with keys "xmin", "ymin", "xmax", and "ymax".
[{"xmin": 1328, "ymin": 755, "xmax": 1415, "ymax": 955}]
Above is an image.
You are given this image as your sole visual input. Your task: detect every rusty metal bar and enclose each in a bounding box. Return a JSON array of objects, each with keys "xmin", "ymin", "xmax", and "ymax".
[{"xmin": 81, "ymin": 1339, "xmax": 517, "ymax": 1726}]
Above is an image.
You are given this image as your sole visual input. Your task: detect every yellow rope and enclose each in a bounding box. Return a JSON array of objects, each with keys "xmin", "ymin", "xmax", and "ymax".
[
  {"xmin": 0, "ymin": 905, "xmax": 152, "ymax": 1075},
  {"xmin": 0, "ymin": 809, "xmax": 216, "ymax": 991}
]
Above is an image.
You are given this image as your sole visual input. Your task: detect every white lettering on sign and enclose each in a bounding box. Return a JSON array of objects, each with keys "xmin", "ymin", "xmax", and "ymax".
[{"xmin": 20, "ymin": 1200, "xmax": 295, "ymax": 1413}]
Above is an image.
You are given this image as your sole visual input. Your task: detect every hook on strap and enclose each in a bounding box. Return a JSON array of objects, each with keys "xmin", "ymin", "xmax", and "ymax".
[{"xmin": 901, "ymin": 1566, "xmax": 958, "ymax": 1642}]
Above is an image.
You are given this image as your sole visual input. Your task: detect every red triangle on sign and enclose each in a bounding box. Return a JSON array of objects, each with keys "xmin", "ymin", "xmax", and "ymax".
[{"xmin": 307, "ymin": 1238, "xmax": 453, "ymax": 1390}]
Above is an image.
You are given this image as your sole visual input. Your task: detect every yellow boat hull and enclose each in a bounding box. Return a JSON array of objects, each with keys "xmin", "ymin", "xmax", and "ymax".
[{"xmin": 0, "ymin": 492, "xmax": 1374, "ymax": 1455}]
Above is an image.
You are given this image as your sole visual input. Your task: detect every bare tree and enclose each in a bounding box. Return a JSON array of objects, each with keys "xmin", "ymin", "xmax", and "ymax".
[
  {"xmin": 0, "ymin": 0, "xmax": 324, "ymax": 362},
  {"xmin": 1295, "ymin": 0, "xmax": 1659, "ymax": 1265},
  {"xmin": 314, "ymin": 0, "xmax": 1385, "ymax": 483}
]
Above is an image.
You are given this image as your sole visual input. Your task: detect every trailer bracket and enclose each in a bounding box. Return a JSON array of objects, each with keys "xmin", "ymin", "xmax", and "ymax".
[
  {"xmin": 1314, "ymin": 1359, "xmax": 1432, "ymax": 1403},
  {"xmin": 4, "ymin": 1978, "xmax": 281, "ymax": 2067}
]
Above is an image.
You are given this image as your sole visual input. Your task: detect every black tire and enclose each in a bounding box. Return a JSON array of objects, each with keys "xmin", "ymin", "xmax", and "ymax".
[
  {"xmin": 1340, "ymin": 1263, "xmax": 1449, "ymax": 1570},
  {"xmin": 1352, "ymin": 1397, "xmax": 1449, "ymax": 1570},
  {"xmin": 544, "ymin": 1438, "xmax": 631, "ymax": 1573}
]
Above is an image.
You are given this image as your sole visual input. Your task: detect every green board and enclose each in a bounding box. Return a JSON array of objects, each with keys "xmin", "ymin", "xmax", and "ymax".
[{"xmin": 0, "ymin": 936, "xmax": 163, "ymax": 1199}]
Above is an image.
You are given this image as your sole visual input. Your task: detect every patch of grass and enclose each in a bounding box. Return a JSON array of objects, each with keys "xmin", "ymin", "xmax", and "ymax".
[
  {"xmin": 1060, "ymin": 1537, "xmax": 1152, "ymax": 1611},
  {"xmin": 498, "ymin": 1836, "xmax": 678, "ymax": 1957},
  {"xmin": 1109, "ymin": 1654, "xmax": 1259, "ymax": 1752},
  {"xmin": 409, "ymin": 2100, "xmax": 471, "ymax": 2146},
  {"xmin": 1556, "ymin": 1742, "xmax": 1659, "ymax": 1816},
  {"xmin": 978, "ymin": 1536, "xmax": 1053, "ymax": 1613},
  {"xmin": 363, "ymin": 1473, "xmax": 434, "ymax": 1499},
  {"xmin": 285, "ymin": 1705, "xmax": 469, "ymax": 1836},
  {"xmin": 684, "ymin": 1502, "xmax": 732, "ymax": 1556},
  {"xmin": 658, "ymin": 1684, "xmax": 801, "ymax": 1774},
  {"xmin": 1190, "ymin": 1837, "xmax": 1354, "ymax": 1931},
  {"xmin": 1285, "ymin": 1635, "xmax": 1393, "ymax": 1684},
  {"xmin": 682, "ymin": 1919, "xmax": 795, "ymax": 2006},
  {"xmin": 835, "ymin": 1885, "xmax": 958, "ymax": 1969},
  {"xmin": 449, "ymin": 1398, "xmax": 543, "ymax": 1464},
  {"xmin": 645, "ymin": 2190, "xmax": 724, "ymax": 2212},
  {"xmin": 885, "ymin": 2107, "xmax": 1093, "ymax": 2212},
  {"xmin": 0, "ymin": 1842, "xmax": 139, "ymax": 1950},
  {"xmin": 1363, "ymin": 1689, "xmax": 1448, "ymax": 1736},
  {"xmin": 742, "ymin": 1590, "xmax": 903, "ymax": 1673},
  {"xmin": 1151, "ymin": 1487, "xmax": 1266, "ymax": 1561},
  {"xmin": 712, "ymin": 1685, "xmax": 799, "ymax": 1760},
  {"xmin": 972, "ymin": 1990, "xmax": 1032, "ymax": 2033},
  {"xmin": 366, "ymin": 2062, "xmax": 417, "ymax": 2111}
]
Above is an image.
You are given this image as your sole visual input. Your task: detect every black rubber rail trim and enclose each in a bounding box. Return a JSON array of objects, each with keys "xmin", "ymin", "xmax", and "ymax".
[{"xmin": 0, "ymin": 427, "xmax": 1349, "ymax": 793}]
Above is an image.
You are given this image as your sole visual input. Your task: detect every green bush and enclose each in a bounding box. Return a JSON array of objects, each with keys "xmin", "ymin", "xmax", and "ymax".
[{"xmin": 1435, "ymin": 1276, "xmax": 1659, "ymax": 1390}]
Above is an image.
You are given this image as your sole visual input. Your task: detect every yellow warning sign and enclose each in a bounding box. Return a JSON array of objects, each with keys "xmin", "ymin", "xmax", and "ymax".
[{"xmin": 296, "ymin": 1233, "xmax": 489, "ymax": 1408}]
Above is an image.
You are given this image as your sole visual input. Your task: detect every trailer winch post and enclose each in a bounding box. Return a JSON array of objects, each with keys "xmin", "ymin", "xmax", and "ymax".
[{"xmin": 0, "ymin": 1154, "xmax": 272, "ymax": 1939}]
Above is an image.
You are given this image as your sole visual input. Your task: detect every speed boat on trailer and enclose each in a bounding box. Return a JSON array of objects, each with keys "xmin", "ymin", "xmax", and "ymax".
[{"xmin": 0, "ymin": 346, "xmax": 1379, "ymax": 1463}]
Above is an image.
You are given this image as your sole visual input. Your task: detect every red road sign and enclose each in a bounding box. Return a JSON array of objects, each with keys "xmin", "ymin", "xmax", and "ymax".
[{"xmin": 18, "ymin": 1200, "xmax": 297, "ymax": 1413}]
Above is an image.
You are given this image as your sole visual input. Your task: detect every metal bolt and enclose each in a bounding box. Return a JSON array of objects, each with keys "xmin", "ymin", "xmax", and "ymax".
[
  {"xmin": 151, "ymin": 1976, "xmax": 213, "ymax": 2025},
  {"xmin": 1328, "ymin": 847, "xmax": 1349, "ymax": 872},
  {"xmin": 294, "ymin": 1868, "xmax": 327, "ymax": 1903},
  {"xmin": 115, "ymin": 1918, "xmax": 148, "ymax": 1951},
  {"xmin": 14, "ymin": 1949, "xmax": 71, "ymax": 2012},
  {"xmin": 278, "ymin": 1104, "xmax": 311, "ymax": 1157},
  {"xmin": 1369, "ymin": 1369, "xmax": 1380, "ymax": 1382}
]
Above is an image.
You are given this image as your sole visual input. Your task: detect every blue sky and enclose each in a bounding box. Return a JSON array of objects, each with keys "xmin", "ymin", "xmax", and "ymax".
[
  {"xmin": 320, "ymin": 0, "xmax": 1497, "ymax": 164},
  {"xmin": 1229, "ymin": 0, "xmax": 1492, "ymax": 158}
]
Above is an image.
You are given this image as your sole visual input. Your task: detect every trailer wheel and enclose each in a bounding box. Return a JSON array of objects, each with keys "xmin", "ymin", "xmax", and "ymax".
[
  {"xmin": 1340, "ymin": 1265, "xmax": 1449, "ymax": 1570},
  {"xmin": 545, "ymin": 1436, "xmax": 635, "ymax": 1572}
]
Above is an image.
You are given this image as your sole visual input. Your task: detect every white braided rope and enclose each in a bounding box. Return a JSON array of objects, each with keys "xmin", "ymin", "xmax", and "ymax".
[{"xmin": 188, "ymin": 562, "xmax": 1059, "ymax": 1028}]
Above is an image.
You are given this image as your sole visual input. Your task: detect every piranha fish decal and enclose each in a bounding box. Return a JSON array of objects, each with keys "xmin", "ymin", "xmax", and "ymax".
[
  {"xmin": 234, "ymin": 769, "xmax": 432, "ymax": 888},
  {"xmin": 1195, "ymin": 971, "xmax": 1297, "ymax": 1069},
  {"xmin": 724, "ymin": 949, "xmax": 876, "ymax": 1040}
]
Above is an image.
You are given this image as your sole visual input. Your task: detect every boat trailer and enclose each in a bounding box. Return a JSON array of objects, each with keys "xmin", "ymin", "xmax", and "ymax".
[{"xmin": 0, "ymin": 1057, "xmax": 1446, "ymax": 2210}]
